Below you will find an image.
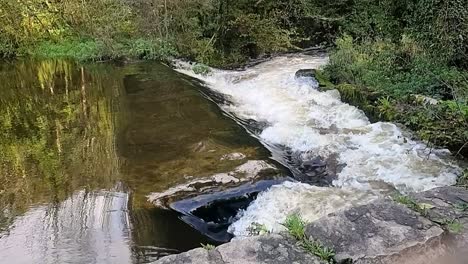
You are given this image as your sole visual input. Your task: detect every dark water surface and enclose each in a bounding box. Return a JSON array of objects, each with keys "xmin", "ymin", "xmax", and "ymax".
[{"xmin": 0, "ymin": 60, "xmax": 270, "ymax": 263}]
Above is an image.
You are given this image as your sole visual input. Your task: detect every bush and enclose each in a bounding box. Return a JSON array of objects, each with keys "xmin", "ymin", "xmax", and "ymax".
[
  {"xmin": 325, "ymin": 35, "xmax": 468, "ymax": 100},
  {"xmin": 30, "ymin": 38, "xmax": 178, "ymax": 62},
  {"xmin": 129, "ymin": 39, "xmax": 178, "ymax": 61},
  {"xmin": 323, "ymin": 35, "xmax": 468, "ymax": 156},
  {"xmin": 32, "ymin": 39, "xmax": 108, "ymax": 61},
  {"xmin": 192, "ymin": 64, "xmax": 211, "ymax": 76}
]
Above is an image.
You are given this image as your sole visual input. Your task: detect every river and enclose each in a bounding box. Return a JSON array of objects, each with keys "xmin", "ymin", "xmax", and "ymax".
[
  {"xmin": 0, "ymin": 59, "xmax": 272, "ymax": 263},
  {"xmin": 0, "ymin": 54, "xmax": 463, "ymax": 263}
]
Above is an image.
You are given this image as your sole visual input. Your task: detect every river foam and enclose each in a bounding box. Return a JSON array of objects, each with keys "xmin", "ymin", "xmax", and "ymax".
[
  {"xmin": 227, "ymin": 181, "xmax": 376, "ymax": 237},
  {"xmin": 175, "ymin": 54, "xmax": 462, "ymax": 237}
]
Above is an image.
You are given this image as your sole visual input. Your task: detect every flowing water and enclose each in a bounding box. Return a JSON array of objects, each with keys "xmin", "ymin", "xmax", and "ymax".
[
  {"xmin": 0, "ymin": 60, "xmax": 272, "ymax": 263},
  {"xmin": 0, "ymin": 54, "xmax": 463, "ymax": 263},
  {"xmin": 175, "ymin": 53, "xmax": 463, "ymax": 237}
]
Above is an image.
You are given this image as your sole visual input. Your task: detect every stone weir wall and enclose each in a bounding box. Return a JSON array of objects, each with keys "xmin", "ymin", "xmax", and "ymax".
[{"xmin": 154, "ymin": 186, "xmax": 468, "ymax": 264}]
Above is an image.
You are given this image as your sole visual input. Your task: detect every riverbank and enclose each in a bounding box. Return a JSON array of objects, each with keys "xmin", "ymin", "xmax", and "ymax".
[
  {"xmin": 300, "ymin": 36, "xmax": 467, "ymax": 160},
  {"xmin": 313, "ymin": 60, "xmax": 467, "ymax": 159},
  {"xmin": 155, "ymin": 186, "xmax": 468, "ymax": 264}
]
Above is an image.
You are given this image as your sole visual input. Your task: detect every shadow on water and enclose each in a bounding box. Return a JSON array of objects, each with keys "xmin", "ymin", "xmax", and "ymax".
[{"xmin": 0, "ymin": 59, "xmax": 280, "ymax": 263}]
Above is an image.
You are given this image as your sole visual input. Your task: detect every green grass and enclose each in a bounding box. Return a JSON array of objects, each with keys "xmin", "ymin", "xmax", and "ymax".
[
  {"xmin": 393, "ymin": 194, "xmax": 429, "ymax": 216},
  {"xmin": 284, "ymin": 213, "xmax": 306, "ymax": 240},
  {"xmin": 442, "ymin": 219, "xmax": 464, "ymax": 234},
  {"xmin": 283, "ymin": 213, "xmax": 335, "ymax": 263},
  {"xmin": 30, "ymin": 38, "xmax": 178, "ymax": 62},
  {"xmin": 302, "ymin": 239, "xmax": 336, "ymax": 263},
  {"xmin": 201, "ymin": 243, "xmax": 216, "ymax": 250}
]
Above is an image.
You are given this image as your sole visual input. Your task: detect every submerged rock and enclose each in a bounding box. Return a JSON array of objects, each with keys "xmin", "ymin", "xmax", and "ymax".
[
  {"xmin": 147, "ymin": 160, "xmax": 287, "ymax": 241},
  {"xmin": 147, "ymin": 160, "xmax": 278, "ymax": 209},
  {"xmin": 294, "ymin": 69, "xmax": 317, "ymax": 79}
]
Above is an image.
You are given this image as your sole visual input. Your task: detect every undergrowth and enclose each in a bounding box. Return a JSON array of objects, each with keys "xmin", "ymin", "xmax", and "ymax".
[
  {"xmin": 319, "ymin": 36, "xmax": 468, "ymax": 157},
  {"xmin": 30, "ymin": 38, "xmax": 178, "ymax": 62}
]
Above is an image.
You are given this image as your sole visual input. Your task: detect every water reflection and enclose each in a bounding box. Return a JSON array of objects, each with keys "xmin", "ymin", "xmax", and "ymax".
[
  {"xmin": 0, "ymin": 59, "xmax": 269, "ymax": 263},
  {"xmin": 0, "ymin": 186, "xmax": 132, "ymax": 264}
]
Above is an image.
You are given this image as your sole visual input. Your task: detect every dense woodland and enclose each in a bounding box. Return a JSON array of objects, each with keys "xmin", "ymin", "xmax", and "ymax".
[{"xmin": 0, "ymin": 0, "xmax": 467, "ymax": 157}]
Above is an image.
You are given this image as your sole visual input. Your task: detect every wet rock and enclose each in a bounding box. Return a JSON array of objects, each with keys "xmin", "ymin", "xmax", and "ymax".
[
  {"xmin": 154, "ymin": 234, "xmax": 323, "ymax": 264},
  {"xmin": 172, "ymin": 179, "xmax": 288, "ymax": 242},
  {"xmin": 220, "ymin": 152, "xmax": 246, "ymax": 161},
  {"xmin": 286, "ymin": 151, "xmax": 340, "ymax": 186},
  {"xmin": 155, "ymin": 187, "xmax": 468, "ymax": 263},
  {"xmin": 305, "ymin": 198, "xmax": 446, "ymax": 264},
  {"xmin": 295, "ymin": 69, "xmax": 317, "ymax": 79},
  {"xmin": 148, "ymin": 160, "xmax": 287, "ymax": 242},
  {"xmin": 148, "ymin": 160, "xmax": 278, "ymax": 209}
]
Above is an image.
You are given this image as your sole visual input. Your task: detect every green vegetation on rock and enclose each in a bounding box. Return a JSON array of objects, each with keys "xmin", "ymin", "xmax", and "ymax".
[
  {"xmin": 393, "ymin": 194, "xmax": 430, "ymax": 216},
  {"xmin": 284, "ymin": 213, "xmax": 336, "ymax": 263}
]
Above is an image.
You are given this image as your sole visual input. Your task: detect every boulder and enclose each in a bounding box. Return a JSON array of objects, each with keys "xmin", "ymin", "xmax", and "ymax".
[
  {"xmin": 413, "ymin": 186, "xmax": 468, "ymax": 256},
  {"xmin": 154, "ymin": 234, "xmax": 324, "ymax": 264},
  {"xmin": 305, "ymin": 198, "xmax": 446, "ymax": 264},
  {"xmin": 147, "ymin": 160, "xmax": 279, "ymax": 209},
  {"xmin": 153, "ymin": 186, "xmax": 468, "ymax": 264},
  {"xmin": 295, "ymin": 69, "xmax": 317, "ymax": 79}
]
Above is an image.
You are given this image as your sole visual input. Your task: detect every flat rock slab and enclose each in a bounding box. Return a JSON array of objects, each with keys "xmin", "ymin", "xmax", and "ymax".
[
  {"xmin": 154, "ymin": 234, "xmax": 323, "ymax": 264},
  {"xmin": 154, "ymin": 187, "xmax": 468, "ymax": 264},
  {"xmin": 414, "ymin": 186, "xmax": 468, "ymax": 255},
  {"xmin": 305, "ymin": 198, "xmax": 445, "ymax": 263}
]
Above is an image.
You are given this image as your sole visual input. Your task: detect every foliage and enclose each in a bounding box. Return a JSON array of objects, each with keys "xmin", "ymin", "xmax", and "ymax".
[
  {"xmin": 129, "ymin": 39, "xmax": 178, "ymax": 61},
  {"xmin": 192, "ymin": 64, "xmax": 211, "ymax": 76},
  {"xmin": 284, "ymin": 213, "xmax": 306, "ymax": 240},
  {"xmin": 201, "ymin": 243, "xmax": 216, "ymax": 250},
  {"xmin": 301, "ymin": 239, "xmax": 336, "ymax": 263},
  {"xmin": 400, "ymin": 100, "xmax": 468, "ymax": 154},
  {"xmin": 323, "ymin": 35, "xmax": 468, "ymax": 156},
  {"xmin": 0, "ymin": 0, "xmax": 322, "ymax": 65},
  {"xmin": 283, "ymin": 213, "xmax": 335, "ymax": 263},
  {"xmin": 457, "ymin": 169, "xmax": 468, "ymax": 188},
  {"xmin": 246, "ymin": 222, "xmax": 270, "ymax": 236},
  {"xmin": 29, "ymin": 38, "xmax": 178, "ymax": 62},
  {"xmin": 393, "ymin": 194, "xmax": 430, "ymax": 216},
  {"xmin": 407, "ymin": 0, "xmax": 468, "ymax": 68},
  {"xmin": 325, "ymin": 35, "xmax": 468, "ymax": 100},
  {"xmin": 442, "ymin": 219, "xmax": 464, "ymax": 234},
  {"xmin": 377, "ymin": 97, "xmax": 397, "ymax": 120}
]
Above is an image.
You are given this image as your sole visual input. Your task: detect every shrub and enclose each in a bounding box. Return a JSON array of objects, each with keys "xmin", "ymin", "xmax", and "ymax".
[
  {"xmin": 129, "ymin": 39, "xmax": 178, "ymax": 61},
  {"xmin": 192, "ymin": 64, "xmax": 212, "ymax": 76}
]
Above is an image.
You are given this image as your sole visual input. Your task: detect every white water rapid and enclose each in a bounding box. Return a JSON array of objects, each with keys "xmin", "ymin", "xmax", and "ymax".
[{"xmin": 175, "ymin": 54, "xmax": 462, "ymax": 237}]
